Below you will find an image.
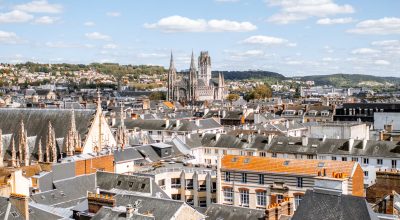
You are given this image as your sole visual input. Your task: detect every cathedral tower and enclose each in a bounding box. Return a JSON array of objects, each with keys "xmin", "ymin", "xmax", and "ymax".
[
  {"xmin": 167, "ymin": 52, "xmax": 177, "ymax": 101},
  {"xmin": 188, "ymin": 51, "xmax": 198, "ymax": 104},
  {"xmin": 198, "ymin": 51, "xmax": 211, "ymax": 86}
]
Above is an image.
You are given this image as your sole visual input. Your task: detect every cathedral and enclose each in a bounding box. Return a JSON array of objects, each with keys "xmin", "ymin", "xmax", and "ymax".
[{"xmin": 167, "ymin": 51, "xmax": 226, "ymax": 104}]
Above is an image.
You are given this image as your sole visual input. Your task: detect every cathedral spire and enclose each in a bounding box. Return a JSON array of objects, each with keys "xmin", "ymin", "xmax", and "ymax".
[
  {"xmin": 0, "ymin": 129, "xmax": 3, "ymax": 167},
  {"xmin": 65, "ymin": 109, "xmax": 78, "ymax": 156},
  {"xmin": 24, "ymin": 130, "xmax": 29, "ymax": 166},
  {"xmin": 167, "ymin": 51, "xmax": 177, "ymax": 102},
  {"xmin": 46, "ymin": 121, "xmax": 57, "ymax": 163},
  {"xmin": 18, "ymin": 119, "xmax": 26, "ymax": 164},
  {"xmin": 11, "ymin": 137, "xmax": 16, "ymax": 167},
  {"xmin": 38, "ymin": 139, "xmax": 43, "ymax": 162},
  {"xmin": 190, "ymin": 50, "xmax": 196, "ymax": 70}
]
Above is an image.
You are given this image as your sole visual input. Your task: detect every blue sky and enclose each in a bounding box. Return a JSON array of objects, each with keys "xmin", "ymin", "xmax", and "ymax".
[{"xmin": 0, "ymin": 0, "xmax": 399, "ymax": 76}]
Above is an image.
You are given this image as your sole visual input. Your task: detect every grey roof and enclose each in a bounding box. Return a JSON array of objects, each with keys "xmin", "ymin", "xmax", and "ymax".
[
  {"xmin": 317, "ymin": 138, "xmax": 400, "ymax": 158},
  {"xmin": 31, "ymin": 174, "xmax": 96, "ymax": 207},
  {"xmin": 113, "ymin": 147, "xmax": 144, "ymax": 163},
  {"xmin": 201, "ymin": 133, "xmax": 270, "ymax": 151},
  {"xmin": 292, "ymin": 190, "xmax": 378, "ymax": 220},
  {"xmin": 29, "ymin": 202, "xmax": 72, "ymax": 220},
  {"xmin": 204, "ymin": 203, "xmax": 266, "ymax": 220},
  {"xmin": 96, "ymin": 171, "xmax": 152, "ymax": 195},
  {"xmin": 114, "ymin": 194, "xmax": 187, "ymax": 220},
  {"xmin": 116, "ymin": 118, "xmax": 222, "ymax": 132},
  {"xmin": 268, "ymin": 136, "xmax": 318, "ymax": 155},
  {"xmin": 0, "ymin": 108, "xmax": 95, "ymax": 157},
  {"xmin": 92, "ymin": 206, "xmax": 155, "ymax": 220}
]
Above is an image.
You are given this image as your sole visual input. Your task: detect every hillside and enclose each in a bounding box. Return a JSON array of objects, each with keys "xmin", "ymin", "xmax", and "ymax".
[
  {"xmin": 213, "ymin": 70, "xmax": 286, "ymax": 81},
  {"xmin": 298, "ymin": 74, "xmax": 400, "ymax": 87}
]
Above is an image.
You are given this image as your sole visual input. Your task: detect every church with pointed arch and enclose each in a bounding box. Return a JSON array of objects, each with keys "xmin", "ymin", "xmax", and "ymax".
[{"xmin": 167, "ymin": 51, "xmax": 226, "ymax": 104}]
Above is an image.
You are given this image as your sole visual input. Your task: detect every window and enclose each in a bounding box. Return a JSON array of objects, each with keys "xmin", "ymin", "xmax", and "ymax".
[
  {"xmin": 364, "ymin": 171, "xmax": 369, "ymax": 177},
  {"xmin": 272, "ymin": 153, "xmax": 277, "ymax": 158},
  {"xmin": 259, "ymin": 152, "xmax": 266, "ymax": 157},
  {"xmin": 157, "ymin": 131, "xmax": 162, "ymax": 135},
  {"xmin": 277, "ymin": 194, "xmax": 284, "ymax": 204},
  {"xmin": 256, "ymin": 191, "xmax": 267, "ymax": 206},
  {"xmin": 225, "ymin": 172, "xmax": 231, "ymax": 182},
  {"xmin": 377, "ymin": 159, "xmax": 383, "ymax": 165},
  {"xmin": 171, "ymin": 178, "xmax": 181, "ymax": 188},
  {"xmin": 204, "ymin": 149, "xmax": 211, "ymax": 154},
  {"xmin": 186, "ymin": 179, "xmax": 193, "ymax": 189},
  {"xmin": 363, "ymin": 158, "xmax": 369, "ymax": 165},
  {"xmin": 128, "ymin": 182, "xmax": 134, "ymax": 188},
  {"xmin": 307, "ymin": 155, "xmax": 313, "ymax": 159},
  {"xmin": 223, "ymin": 150, "xmax": 227, "ymax": 155},
  {"xmin": 294, "ymin": 195, "xmax": 303, "ymax": 210},
  {"xmin": 214, "ymin": 149, "xmax": 219, "ymax": 154},
  {"xmin": 259, "ymin": 174, "xmax": 265, "ymax": 185},
  {"xmin": 148, "ymin": 131, "xmax": 153, "ymax": 135},
  {"xmin": 297, "ymin": 177, "xmax": 303, "ymax": 188},
  {"xmin": 331, "ymin": 156, "xmax": 337, "ymax": 161},
  {"xmin": 241, "ymin": 173, "xmax": 247, "ymax": 183},
  {"xmin": 247, "ymin": 151, "xmax": 253, "ymax": 156},
  {"xmin": 240, "ymin": 189, "xmax": 249, "ymax": 207},
  {"xmin": 352, "ymin": 157, "xmax": 358, "ymax": 162},
  {"xmin": 392, "ymin": 160, "xmax": 397, "ymax": 169},
  {"xmin": 172, "ymin": 194, "xmax": 181, "ymax": 200},
  {"xmin": 158, "ymin": 179, "xmax": 165, "ymax": 187},
  {"xmin": 223, "ymin": 188, "xmax": 233, "ymax": 203},
  {"xmin": 117, "ymin": 180, "xmax": 122, "ymax": 186},
  {"xmin": 342, "ymin": 157, "xmax": 347, "ymax": 161}
]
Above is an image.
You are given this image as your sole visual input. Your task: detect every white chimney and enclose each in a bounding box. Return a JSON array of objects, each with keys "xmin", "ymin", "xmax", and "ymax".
[
  {"xmin": 222, "ymin": 110, "xmax": 226, "ymax": 118},
  {"xmin": 176, "ymin": 119, "xmax": 181, "ymax": 127},
  {"xmin": 362, "ymin": 138, "xmax": 367, "ymax": 150},
  {"xmin": 302, "ymin": 136, "xmax": 308, "ymax": 147},
  {"xmin": 348, "ymin": 138, "xmax": 354, "ymax": 152},
  {"xmin": 165, "ymin": 119, "xmax": 170, "ymax": 128},
  {"xmin": 195, "ymin": 119, "xmax": 200, "ymax": 126}
]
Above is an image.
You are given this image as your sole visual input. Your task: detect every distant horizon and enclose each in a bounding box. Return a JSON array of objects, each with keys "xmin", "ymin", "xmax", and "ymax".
[{"xmin": 0, "ymin": 0, "xmax": 399, "ymax": 77}]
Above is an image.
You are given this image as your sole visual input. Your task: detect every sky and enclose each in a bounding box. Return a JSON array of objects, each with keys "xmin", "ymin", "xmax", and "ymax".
[{"xmin": 0, "ymin": 0, "xmax": 399, "ymax": 77}]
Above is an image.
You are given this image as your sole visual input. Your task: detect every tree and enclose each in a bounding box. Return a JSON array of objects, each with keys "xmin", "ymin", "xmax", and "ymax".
[
  {"xmin": 149, "ymin": 91, "xmax": 166, "ymax": 100},
  {"xmin": 244, "ymin": 84, "xmax": 272, "ymax": 101},
  {"xmin": 227, "ymin": 93, "xmax": 240, "ymax": 104}
]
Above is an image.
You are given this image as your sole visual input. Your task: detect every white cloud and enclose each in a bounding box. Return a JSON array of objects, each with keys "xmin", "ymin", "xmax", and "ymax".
[
  {"xmin": 266, "ymin": 0, "xmax": 354, "ymax": 24},
  {"xmin": 371, "ymin": 40, "xmax": 400, "ymax": 47},
  {"xmin": 215, "ymin": 0, "xmax": 239, "ymax": 2},
  {"xmin": 84, "ymin": 21, "xmax": 95, "ymax": 26},
  {"xmin": 103, "ymin": 43, "xmax": 118, "ymax": 49},
  {"xmin": 85, "ymin": 32, "xmax": 111, "ymax": 41},
  {"xmin": 316, "ymin": 17, "xmax": 354, "ymax": 25},
  {"xmin": 322, "ymin": 57, "xmax": 339, "ymax": 62},
  {"xmin": 242, "ymin": 35, "xmax": 295, "ymax": 46},
  {"xmin": 14, "ymin": 0, "xmax": 62, "ymax": 14},
  {"xmin": 0, "ymin": 31, "xmax": 20, "ymax": 44},
  {"xmin": 45, "ymin": 41, "xmax": 94, "ymax": 48},
  {"xmin": 286, "ymin": 60, "xmax": 303, "ymax": 65},
  {"xmin": 144, "ymin": 15, "xmax": 256, "ymax": 32},
  {"xmin": 34, "ymin": 16, "xmax": 59, "ymax": 24},
  {"xmin": 106, "ymin": 12, "xmax": 121, "ymax": 17},
  {"xmin": 348, "ymin": 17, "xmax": 400, "ymax": 35},
  {"xmin": 0, "ymin": 10, "xmax": 33, "ymax": 23},
  {"xmin": 351, "ymin": 48, "xmax": 380, "ymax": 55},
  {"xmin": 137, "ymin": 53, "xmax": 169, "ymax": 58},
  {"xmin": 375, "ymin": 60, "xmax": 390, "ymax": 65}
]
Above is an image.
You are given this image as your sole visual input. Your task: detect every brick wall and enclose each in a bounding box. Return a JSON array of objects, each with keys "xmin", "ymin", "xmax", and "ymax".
[
  {"xmin": 367, "ymin": 171, "xmax": 400, "ymax": 203},
  {"xmin": 75, "ymin": 155, "xmax": 114, "ymax": 176}
]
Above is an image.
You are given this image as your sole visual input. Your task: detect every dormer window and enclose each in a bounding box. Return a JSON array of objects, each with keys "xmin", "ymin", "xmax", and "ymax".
[{"xmin": 298, "ymin": 110, "xmax": 303, "ymax": 115}]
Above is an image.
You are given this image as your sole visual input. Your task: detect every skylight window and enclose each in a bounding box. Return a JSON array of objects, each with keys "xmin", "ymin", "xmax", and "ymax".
[
  {"xmin": 244, "ymin": 158, "xmax": 250, "ymax": 164},
  {"xmin": 283, "ymin": 161, "xmax": 290, "ymax": 166},
  {"xmin": 232, "ymin": 157, "xmax": 238, "ymax": 162},
  {"xmin": 318, "ymin": 162, "xmax": 325, "ymax": 167}
]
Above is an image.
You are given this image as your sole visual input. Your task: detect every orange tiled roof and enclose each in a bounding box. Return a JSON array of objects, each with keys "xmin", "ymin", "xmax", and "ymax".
[
  {"xmin": 221, "ymin": 155, "xmax": 356, "ymax": 178},
  {"xmin": 163, "ymin": 101, "xmax": 174, "ymax": 109}
]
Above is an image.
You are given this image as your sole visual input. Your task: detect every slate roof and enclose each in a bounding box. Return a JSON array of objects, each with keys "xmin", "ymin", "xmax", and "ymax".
[
  {"xmin": 114, "ymin": 194, "xmax": 189, "ymax": 220},
  {"xmin": 201, "ymin": 133, "xmax": 270, "ymax": 151},
  {"xmin": 92, "ymin": 206, "xmax": 155, "ymax": 220},
  {"xmin": 292, "ymin": 190, "xmax": 378, "ymax": 220},
  {"xmin": 268, "ymin": 136, "xmax": 319, "ymax": 155},
  {"xmin": 204, "ymin": 203, "xmax": 265, "ymax": 220},
  {"xmin": 31, "ymin": 174, "xmax": 96, "ymax": 207},
  {"xmin": 113, "ymin": 147, "xmax": 144, "ymax": 163},
  {"xmin": 96, "ymin": 172, "xmax": 152, "ymax": 195},
  {"xmin": 0, "ymin": 108, "xmax": 95, "ymax": 156}
]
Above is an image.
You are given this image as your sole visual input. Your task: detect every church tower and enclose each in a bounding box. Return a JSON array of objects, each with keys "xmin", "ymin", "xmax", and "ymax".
[
  {"xmin": 188, "ymin": 51, "xmax": 198, "ymax": 104},
  {"xmin": 198, "ymin": 51, "xmax": 211, "ymax": 86},
  {"xmin": 167, "ymin": 52, "xmax": 177, "ymax": 101}
]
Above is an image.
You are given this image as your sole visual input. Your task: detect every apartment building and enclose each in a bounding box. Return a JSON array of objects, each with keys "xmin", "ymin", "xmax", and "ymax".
[
  {"xmin": 218, "ymin": 155, "xmax": 364, "ymax": 210},
  {"xmin": 132, "ymin": 162, "xmax": 217, "ymax": 207}
]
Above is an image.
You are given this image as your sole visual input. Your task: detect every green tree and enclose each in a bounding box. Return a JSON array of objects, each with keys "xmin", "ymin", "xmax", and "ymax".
[
  {"xmin": 245, "ymin": 84, "xmax": 272, "ymax": 101},
  {"xmin": 227, "ymin": 93, "xmax": 240, "ymax": 104}
]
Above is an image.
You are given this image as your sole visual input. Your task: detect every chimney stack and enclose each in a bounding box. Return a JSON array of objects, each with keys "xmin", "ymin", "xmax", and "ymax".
[
  {"xmin": 348, "ymin": 138, "xmax": 354, "ymax": 152},
  {"xmin": 302, "ymin": 136, "xmax": 308, "ymax": 147},
  {"xmin": 9, "ymin": 193, "xmax": 29, "ymax": 220}
]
